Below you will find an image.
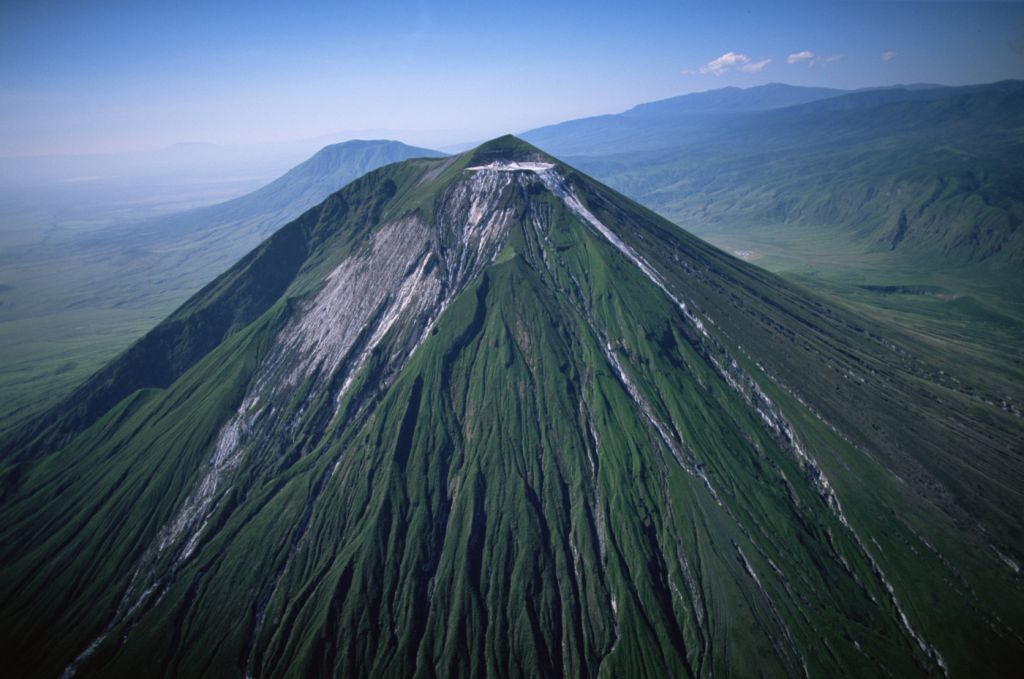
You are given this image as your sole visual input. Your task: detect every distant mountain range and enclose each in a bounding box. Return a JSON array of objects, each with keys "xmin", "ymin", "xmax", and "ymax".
[
  {"xmin": 2, "ymin": 137, "xmax": 1021, "ymax": 677},
  {"xmin": 523, "ymin": 83, "xmax": 850, "ymax": 155},
  {"xmin": 523, "ymin": 81, "xmax": 1024, "ymax": 267}
]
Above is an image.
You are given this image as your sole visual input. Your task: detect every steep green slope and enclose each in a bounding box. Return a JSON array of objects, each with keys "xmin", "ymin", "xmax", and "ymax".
[
  {"xmin": 524, "ymin": 82, "xmax": 1024, "ymax": 370},
  {"xmin": 0, "ymin": 140, "xmax": 443, "ymax": 433},
  {"xmin": 1, "ymin": 137, "xmax": 1021, "ymax": 677}
]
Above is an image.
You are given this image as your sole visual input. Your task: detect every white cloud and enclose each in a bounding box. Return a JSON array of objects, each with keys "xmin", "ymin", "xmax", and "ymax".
[
  {"xmin": 740, "ymin": 58, "xmax": 772, "ymax": 73},
  {"xmin": 699, "ymin": 52, "xmax": 770, "ymax": 76},
  {"xmin": 700, "ymin": 52, "xmax": 749, "ymax": 75},
  {"xmin": 881, "ymin": 50, "xmax": 898, "ymax": 62},
  {"xmin": 787, "ymin": 51, "xmax": 842, "ymax": 67}
]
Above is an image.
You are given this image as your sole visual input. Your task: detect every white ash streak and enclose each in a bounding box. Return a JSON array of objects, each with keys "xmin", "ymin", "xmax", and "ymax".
[{"xmin": 476, "ymin": 159, "xmax": 947, "ymax": 676}]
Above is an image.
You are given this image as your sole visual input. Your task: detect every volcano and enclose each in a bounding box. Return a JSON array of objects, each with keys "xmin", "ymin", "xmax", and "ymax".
[{"xmin": 1, "ymin": 136, "xmax": 1021, "ymax": 678}]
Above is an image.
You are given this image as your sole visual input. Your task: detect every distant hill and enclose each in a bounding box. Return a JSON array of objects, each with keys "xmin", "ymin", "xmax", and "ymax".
[
  {"xmin": 622, "ymin": 83, "xmax": 846, "ymax": 118},
  {"xmin": 526, "ymin": 81, "xmax": 1024, "ymax": 268},
  {"xmin": 138, "ymin": 139, "xmax": 445, "ymax": 252}
]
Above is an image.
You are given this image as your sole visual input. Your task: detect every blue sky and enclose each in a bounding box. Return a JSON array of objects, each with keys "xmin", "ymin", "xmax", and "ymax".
[{"xmin": 2, "ymin": 0, "xmax": 1023, "ymax": 155}]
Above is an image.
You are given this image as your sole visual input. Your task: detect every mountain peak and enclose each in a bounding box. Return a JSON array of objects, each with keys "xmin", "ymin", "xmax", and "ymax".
[{"xmin": 465, "ymin": 134, "xmax": 554, "ymax": 166}]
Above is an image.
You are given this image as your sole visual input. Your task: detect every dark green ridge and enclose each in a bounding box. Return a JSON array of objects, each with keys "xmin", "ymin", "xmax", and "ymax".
[{"xmin": 1, "ymin": 136, "xmax": 1021, "ymax": 677}]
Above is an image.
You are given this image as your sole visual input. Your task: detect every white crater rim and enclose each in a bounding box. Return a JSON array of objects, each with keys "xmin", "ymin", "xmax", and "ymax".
[{"xmin": 465, "ymin": 161, "xmax": 555, "ymax": 173}]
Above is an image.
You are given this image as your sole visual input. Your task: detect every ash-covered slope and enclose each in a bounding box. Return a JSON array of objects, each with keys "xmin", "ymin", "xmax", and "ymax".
[{"xmin": 1, "ymin": 137, "xmax": 1022, "ymax": 678}]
